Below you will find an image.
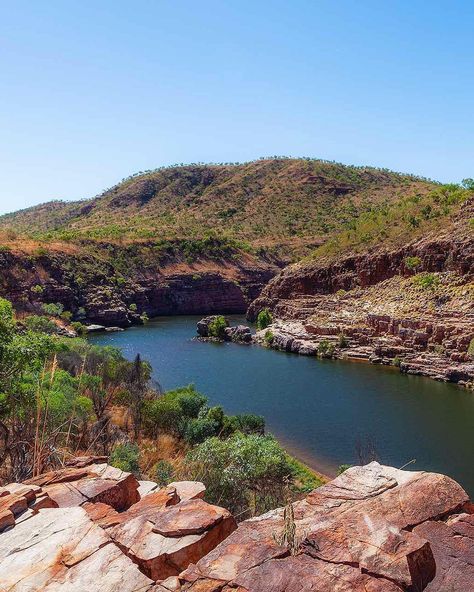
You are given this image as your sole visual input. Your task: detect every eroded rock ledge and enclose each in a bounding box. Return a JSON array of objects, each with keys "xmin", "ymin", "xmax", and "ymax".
[
  {"xmin": 0, "ymin": 458, "xmax": 473, "ymax": 590},
  {"xmin": 248, "ymin": 203, "xmax": 474, "ymax": 386}
]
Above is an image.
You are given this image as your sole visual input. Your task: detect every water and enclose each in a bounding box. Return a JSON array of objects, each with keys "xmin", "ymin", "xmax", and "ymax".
[{"xmin": 89, "ymin": 315, "xmax": 474, "ymax": 494}]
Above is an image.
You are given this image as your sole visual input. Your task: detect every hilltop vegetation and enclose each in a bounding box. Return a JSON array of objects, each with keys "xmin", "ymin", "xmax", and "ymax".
[{"xmin": 0, "ymin": 158, "xmax": 437, "ymax": 259}]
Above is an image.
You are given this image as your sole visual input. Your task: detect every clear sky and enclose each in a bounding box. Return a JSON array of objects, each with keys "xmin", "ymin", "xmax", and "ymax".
[{"xmin": 1, "ymin": 1, "xmax": 473, "ymax": 215}]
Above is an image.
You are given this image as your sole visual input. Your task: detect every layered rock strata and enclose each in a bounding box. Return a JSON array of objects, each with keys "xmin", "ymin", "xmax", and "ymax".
[{"xmin": 248, "ymin": 204, "xmax": 474, "ymax": 386}]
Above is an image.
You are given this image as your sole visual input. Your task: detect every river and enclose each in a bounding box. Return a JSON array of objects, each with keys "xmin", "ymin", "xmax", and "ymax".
[{"xmin": 89, "ymin": 315, "xmax": 474, "ymax": 494}]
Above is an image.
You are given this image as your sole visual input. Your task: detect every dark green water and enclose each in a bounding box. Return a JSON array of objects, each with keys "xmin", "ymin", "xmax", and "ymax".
[{"xmin": 89, "ymin": 315, "xmax": 474, "ymax": 494}]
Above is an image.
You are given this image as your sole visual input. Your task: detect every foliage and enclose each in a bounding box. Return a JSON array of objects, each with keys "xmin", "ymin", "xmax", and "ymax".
[
  {"xmin": 41, "ymin": 302, "xmax": 64, "ymax": 317},
  {"xmin": 337, "ymin": 333, "xmax": 349, "ymax": 348},
  {"xmin": 264, "ymin": 329, "xmax": 274, "ymax": 345},
  {"xmin": 110, "ymin": 443, "xmax": 140, "ymax": 475},
  {"xmin": 155, "ymin": 459, "xmax": 174, "ymax": 486},
  {"xmin": 413, "ymin": 272, "xmax": 440, "ymax": 290},
  {"xmin": 462, "ymin": 178, "xmax": 474, "ymax": 190},
  {"xmin": 286, "ymin": 455, "xmax": 324, "ymax": 493},
  {"xmin": 314, "ymin": 183, "xmax": 470, "ymax": 258},
  {"xmin": 337, "ymin": 464, "xmax": 352, "ymax": 475},
  {"xmin": 222, "ymin": 413, "xmax": 265, "ymax": 436},
  {"xmin": 24, "ymin": 315, "xmax": 57, "ymax": 334},
  {"xmin": 208, "ymin": 316, "xmax": 228, "ymax": 339},
  {"xmin": 404, "ymin": 256, "xmax": 422, "ymax": 271},
  {"xmin": 184, "ymin": 432, "xmax": 295, "ymax": 517},
  {"xmin": 257, "ymin": 308, "xmax": 273, "ymax": 330},
  {"xmin": 317, "ymin": 339, "xmax": 335, "ymax": 358},
  {"xmin": 30, "ymin": 284, "xmax": 44, "ymax": 294},
  {"xmin": 142, "ymin": 385, "xmax": 207, "ymax": 437},
  {"xmin": 71, "ymin": 321, "xmax": 87, "ymax": 335}
]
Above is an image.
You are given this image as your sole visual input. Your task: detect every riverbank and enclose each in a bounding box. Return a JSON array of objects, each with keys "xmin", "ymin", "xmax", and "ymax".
[
  {"xmin": 89, "ymin": 316, "xmax": 474, "ymax": 495},
  {"xmin": 253, "ymin": 315, "xmax": 474, "ymax": 388}
]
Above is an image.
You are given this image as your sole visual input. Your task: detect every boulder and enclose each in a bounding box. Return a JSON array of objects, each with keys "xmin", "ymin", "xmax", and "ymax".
[
  {"xmin": 413, "ymin": 513, "xmax": 474, "ymax": 591},
  {"xmin": 0, "ymin": 507, "xmax": 155, "ymax": 591},
  {"xmin": 108, "ymin": 497, "xmax": 236, "ymax": 580},
  {"xmin": 224, "ymin": 325, "xmax": 252, "ymax": 343},
  {"xmin": 25, "ymin": 462, "xmax": 140, "ymax": 510},
  {"xmin": 196, "ymin": 316, "xmax": 229, "ymax": 338},
  {"xmin": 85, "ymin": 324, "xmax": 107, "ymax": 332},
  {"xmin": 169, "ymin": 481, "xmax": 206, "ymax": 502},
  {"xmin": 180, "ymin": 463, "xmax": 469, "ymax": 592}
]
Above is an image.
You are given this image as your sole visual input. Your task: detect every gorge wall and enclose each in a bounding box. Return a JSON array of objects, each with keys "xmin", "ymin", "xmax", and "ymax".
[
  {"xmin": 0, "ymin": 247, "xmax": 280, "ymax": 326},
  {"xmin": 249, "ymin": 198, "xmax": 474, "ymax": 385}
]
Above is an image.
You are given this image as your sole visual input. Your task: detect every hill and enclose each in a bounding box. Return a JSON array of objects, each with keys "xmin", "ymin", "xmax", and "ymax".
[
  {"xmin": 0, "ymin": 158, "xmax": 436, "ymax": 257},
  {"xmin": 1, "ymin": 158, "xmax": 470, "ymax": 332}
]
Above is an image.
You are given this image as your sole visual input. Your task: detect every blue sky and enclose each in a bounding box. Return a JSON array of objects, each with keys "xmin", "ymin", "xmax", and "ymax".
[{"xmin": 1, "ymin": 1, "xmax": 473, "ymax": 215}]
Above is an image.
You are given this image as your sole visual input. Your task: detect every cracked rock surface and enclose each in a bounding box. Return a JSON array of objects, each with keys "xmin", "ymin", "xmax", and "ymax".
[{"xmin": 0, "ymin": 459, "xmax": 472, "ymax": 591}]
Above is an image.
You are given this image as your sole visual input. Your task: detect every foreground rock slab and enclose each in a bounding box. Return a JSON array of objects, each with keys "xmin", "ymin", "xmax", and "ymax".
[
  {"xmin": 0, "ymin": 459, "xmax": 235, "ymax": 589},
  {"xmin": 0, "ymin": 460, "xmax": 472, "ymax": 591},
  {"xmin": 179, "ymin": 463, "xmax": 470, "ymax": 592}
]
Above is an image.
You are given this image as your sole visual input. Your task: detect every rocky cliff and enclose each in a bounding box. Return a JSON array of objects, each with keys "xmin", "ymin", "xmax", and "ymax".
[
  {"xmin": 249, "ymin": 198, "xmax": 474, "ymax": 386},
  {"xmin": 0, "ymin": 458, "xmax": 472, "ymax": 591},
  {"xmin": 0, "ymin": 246, "xmax": 279, "ymax": 325}
]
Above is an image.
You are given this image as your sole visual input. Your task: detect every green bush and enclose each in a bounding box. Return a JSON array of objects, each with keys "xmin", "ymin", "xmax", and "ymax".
[
  {"xmin": 337, "ymin": 464, "xmax": 352, "ymax": 475},
  {"xmin": 208, "ymin": 315, "xmax": 228, "ymax": 339},
  {"xmin": 337, "ymin": 334, "xmax": 349, "ymax": 348},
  {"xmin": 413, "ymin": 272, "xmax": 440, "ymax": 290},
  {"xmin": 184, "ymin": 417, "xmax": 220, "ymax": 445},
  {"xmin": 41, "ymin": 302, "xmax": 64, "ymax": 317},
  {"xmin": 462, "ymin": 178, "xmax": 474, "ymax": 190},
  {"xmin": 24, "ymin": 315, "xmax": 57, "ymax": 334},
  {"xmin": 264, "ymin": 329, "xmax": 274, "ymax": 345},
  {"xmin": 404, "ymin": 256, "xmax": 422, "ymax": 271},
  {"xmin": 256, "ymin": 308, "xmax": 273, "ymax": 330},
  {"xmin": 318, "ymin": 339, "xmax": 335, "ymax": 358},
  {"xmin": 30, "ymin": 284, "xmax": 44, "ymax": 294},
  {"xmin": 155, "ymin": 459, "xmax": 174, "ymax": 486},
  {"xmin": 71, "ymin": 321, "xmax": 87, "ymax": 335},
  {"xmin": 184, "ymin": 432, "xmax": 295, "ymax": 517},
  {"xmin": 142, "ymin": 385, "xmax": 207, "ymax": 437},
  {"xmin": 109, "ymin": 443, "xmax": 140, "ymax": 475}
]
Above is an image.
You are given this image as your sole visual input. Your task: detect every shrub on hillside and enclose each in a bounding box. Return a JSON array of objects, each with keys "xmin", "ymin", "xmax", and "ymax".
[
  {"xmin": 155, "ymin": 459, "xmax": 174, "ymax": 486},
  {"xmin": 318, "ymin": 339, "xmax": 335, "ymax": 358},
  {"xmin": 413, "ymin": 272, "xmax": 440, "ymax": 290},
  {"xmin": 24, "ymin": 315, "xmax": 57, "ymax": 334},
  {"xmin": 41, "ymin": 302, "xmax": 64, "ymax": 317},
  {"xmin": 183, "ymin": 432, "xmax": 295, "ymax": 517},
  {"xmin": 404, "ymin": 256, "xmax": 422, "ymax": 271}
]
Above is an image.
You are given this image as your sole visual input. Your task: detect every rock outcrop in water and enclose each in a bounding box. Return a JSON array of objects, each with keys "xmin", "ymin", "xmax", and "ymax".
[
  {"xmin": 197, "ymin": 316, "xmax": 252, "ymax": 343},
  {"xmin": 0, "ymin": 458, "xmax": 473, "ymax": 591}
]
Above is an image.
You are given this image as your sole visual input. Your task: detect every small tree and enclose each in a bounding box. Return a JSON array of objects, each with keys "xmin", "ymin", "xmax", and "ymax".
[
  {"xmin": 208, "ymin": 316, "xmax": 227, "ymax": 339},
  {"xmin": 257, "ymin": 308, "xmax": 273, "ymax": 330}
]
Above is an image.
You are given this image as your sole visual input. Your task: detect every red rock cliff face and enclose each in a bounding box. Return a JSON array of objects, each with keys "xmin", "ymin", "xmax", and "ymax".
[
  {"xmin": 248, "ymin": 201, "xmax": 474, "ymax": 385},
  {"xmin": 0, "ymin": 249, "xmax": 280, "ymax": 326}
]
